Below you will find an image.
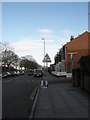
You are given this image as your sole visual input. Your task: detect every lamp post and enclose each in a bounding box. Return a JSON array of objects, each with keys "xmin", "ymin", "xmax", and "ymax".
[{"xmin": 42, "ymin": 38, "xmax": 45, "ymax": 67}]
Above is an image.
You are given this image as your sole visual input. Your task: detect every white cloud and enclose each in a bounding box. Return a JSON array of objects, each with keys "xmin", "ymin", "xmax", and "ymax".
[
  {"xmin": 47, "ymin": 39, "xmax": 55, "ymax": 42},
  {"xmin": 10, "ymin": 38, "xmax": 43, "ymax": 63},
  {"xmin": 39, "ymin": 28, "xmax": 55, "ymax": 43},
  {"xmin": 40, "ymin": 34, "xmax": 56, "ymax": 40},
  {"xmin": 11, "ymin": 40, "xmax": 42, "ymax": 52},
  {"xmin": 39, "ymin": 28, "xmax": 54, "ymax": 33},
  {"xmin": 10, "ymin": 37, "xmax": 61, "ymax": 65}
]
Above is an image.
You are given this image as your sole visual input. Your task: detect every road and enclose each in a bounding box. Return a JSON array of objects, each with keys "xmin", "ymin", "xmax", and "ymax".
[
  {"xmin": 2, "ymin": 73, "xmax": 41, "ymax": 119},
  {"xmin": 2, "ymin": 70, "xmax": 72, "ymax": 119}
]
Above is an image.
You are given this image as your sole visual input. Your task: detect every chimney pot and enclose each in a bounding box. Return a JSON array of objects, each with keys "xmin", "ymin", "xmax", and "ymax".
[{"xmin": 70, "ymin": 36, "xmax": 74, "ymax": 41}]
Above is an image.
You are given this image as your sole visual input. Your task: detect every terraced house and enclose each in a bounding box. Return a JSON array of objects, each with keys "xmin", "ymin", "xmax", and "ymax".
[
  {"xmin": 65, "ymin": 31, "xmax": 90, "ymax": 73},
  {"xmin": 52, "ymin": 31, "xmax": 90, "ymax": 75}
]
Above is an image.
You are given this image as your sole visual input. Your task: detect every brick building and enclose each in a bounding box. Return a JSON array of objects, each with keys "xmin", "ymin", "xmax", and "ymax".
[
  {"xmin": 54, "ymin": 52, "xmax": 61, "ymax": 72},
  {"xmin": 65, "ymin": 31, "xmax": 90, "ymax": 73},
  {"xmin": 50, "ymin": 63, "xmax": 55, "ymax": 71},
  {"xmin": 53, "ymin": 46, "xmax": 66, "ymax": 72}
]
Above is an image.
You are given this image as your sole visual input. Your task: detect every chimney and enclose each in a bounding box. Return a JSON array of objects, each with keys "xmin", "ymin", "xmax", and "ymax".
[{"xmin": 70, "ymin": 36, "xmax": 74, "ymax": 41}]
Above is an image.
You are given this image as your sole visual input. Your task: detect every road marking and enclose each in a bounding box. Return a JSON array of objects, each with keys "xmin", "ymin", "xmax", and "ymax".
[
  {"xmin": 29, "ymin": 88, "xmax": 40, "ymax": 119},
  {"xmin": 45, "ymin": 81, "xmax": 48, "ymax": 86},
  {"xmin": 29, "ymin": 87, "xmax": 39, "ymax": 100},
  {"xmin": 41, "ymin": 81, "xmax": 43, "ymax": 86},
  {"xmin": 42, "ymin": 86, "xmax": 48, "ymax": 88},
  {"xmin": 41, "ymin": 80, "xmax": 48, "ymax": 88}
]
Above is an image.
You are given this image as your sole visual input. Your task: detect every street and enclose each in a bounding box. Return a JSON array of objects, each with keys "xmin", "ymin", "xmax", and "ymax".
[
  {"xmin": 2, "ymin": 73, "xmax": 40, "ymax": 119},
  {"xmin": 2, "ymin": 2, "xmax": 89, "ymax": 120},
  {"xmin": 2, "ymin": 70, "xmax": 88, "ymax": 119},
  {"xmin": 2, "ymin": 70, "xmax": 71, "ymax": 119}
]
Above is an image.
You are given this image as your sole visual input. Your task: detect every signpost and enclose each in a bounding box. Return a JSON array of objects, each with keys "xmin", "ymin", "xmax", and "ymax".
[
  {"xmin": 42, "ymin": 38, "xmax": 51, "ymax": 68},
  {"xmin": 67, "ymin": 52, "xmax": 77, "ymax": 70},
  {"xmin": 43, "ymin": 53, "xmax": 51, "ymax": 67}
]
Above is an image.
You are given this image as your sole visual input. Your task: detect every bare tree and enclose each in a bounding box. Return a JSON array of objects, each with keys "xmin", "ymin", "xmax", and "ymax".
[
  {"xmin": 2, "ymin": 43, "xmax": 19, "ymax": 72},
  {"xmin": 2, "ymin": 50, "xmax": 19, "ymax": 70},
  {"xmin": 20, "ymin": 58, "xmax": 38, "ymax": 71}
]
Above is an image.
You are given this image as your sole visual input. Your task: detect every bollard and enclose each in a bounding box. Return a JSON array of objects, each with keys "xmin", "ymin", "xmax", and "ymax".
[
  {"xmin": 41, "ymin": 80, "xmax": 48, "ymax": 88},
  {"xmin": 45, "ymin": 81, "xmax": 48, "ymax": 87},
  {"xmin": 41, "ymin": 81, "xmax": 43, "ymax": 87}
]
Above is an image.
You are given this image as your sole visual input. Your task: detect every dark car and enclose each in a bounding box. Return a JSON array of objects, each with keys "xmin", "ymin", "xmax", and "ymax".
[
  {"xmin": 6, "ymin": 72, "xmax": 11, "ymax": 77},
  {"xmin": 2, "ymin": 71, "xmax": 11, "ymax": 78},
  {"xmin": 28, "ymin": 69, "xmax": 33, "ymax": 75},
  {"xmin": 34, "ymin": 69, "xmax": 43, "ymax": 77},
  {"xmin": 10, "ymin": 71, "xmax": 17, "ymax": 76},
  {"xmin": 20, "ymin": 70, "xmax": 24, "ymax": 75},
  {"xmin": 2, "ymin": 72, "xmax": 7, "ymax": 78},
  {"xmin": 16, "ymin": 71, "xmax": 20, "ymax": 76}
]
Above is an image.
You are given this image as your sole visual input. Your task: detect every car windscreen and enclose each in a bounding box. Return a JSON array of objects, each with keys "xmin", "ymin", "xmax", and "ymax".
[{"xmin": 35, "ymin": 70, "xmax": 42, "ymax": 73}]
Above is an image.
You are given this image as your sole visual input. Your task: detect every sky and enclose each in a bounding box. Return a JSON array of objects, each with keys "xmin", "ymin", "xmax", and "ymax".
[{"xmin": 2, "ymin": 2, "xmax": 88, "ymax": 66}]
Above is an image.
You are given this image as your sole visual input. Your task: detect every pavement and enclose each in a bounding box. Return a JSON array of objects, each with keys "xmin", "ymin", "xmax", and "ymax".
[{"xmin": 33, "ymin": 82, "xmax": 88, "ymax": 118}]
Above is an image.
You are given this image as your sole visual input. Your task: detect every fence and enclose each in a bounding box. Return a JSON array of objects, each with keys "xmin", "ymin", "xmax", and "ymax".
[{"xmin": 72, "ymin": 68, "xmax": 90, "ymax": 92}]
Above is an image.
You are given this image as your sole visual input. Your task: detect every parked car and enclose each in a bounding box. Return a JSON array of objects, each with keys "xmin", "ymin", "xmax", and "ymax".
[
  {"xmin": 20, "ymin": 70, "xmax": 24, "ymax": 75},
  {"xmin": 6, "ymin": 72, "xmax": 11, "ymax": 77},
  {"xmin": 10, "ymin": 71, "xmax": 17, "ymax": 76},
  {"xmin": 34, "ymin": 69, "xmax": 43, "ymax": 77},
  {"xmin": 28, "ymin": 69, "xmax": 33, "ymax": 75},
  {"xmin": 2, "ymin": 72, "xmax": 7, "ymax": 78},
  {"xmin": 2, "ymin": 71, "xmax": 11, "ymax": 78},
  {"xmin": 16, "ymin": 71, "xmax": 20, "ymax": 76}
]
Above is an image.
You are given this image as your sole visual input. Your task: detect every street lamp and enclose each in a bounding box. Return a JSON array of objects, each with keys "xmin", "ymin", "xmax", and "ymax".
[
  {"xmin": 42, "ymin": 38, "xmax": 45, "ymax": 67},
  {"xmin": 42, "ymin": 38, "xmax": 45, "ymax": 57}
]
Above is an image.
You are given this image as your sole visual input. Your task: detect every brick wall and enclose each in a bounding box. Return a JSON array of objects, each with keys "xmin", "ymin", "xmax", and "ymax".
[{"xmin": 65, "ymin": 31, "xmax": 90, "ymax": 73}]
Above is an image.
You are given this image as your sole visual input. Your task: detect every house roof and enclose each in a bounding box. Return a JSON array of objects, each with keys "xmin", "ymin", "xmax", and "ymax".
[{"xmin": 65, "ymin": 31, "xmax": 89, "ymax": 47}]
